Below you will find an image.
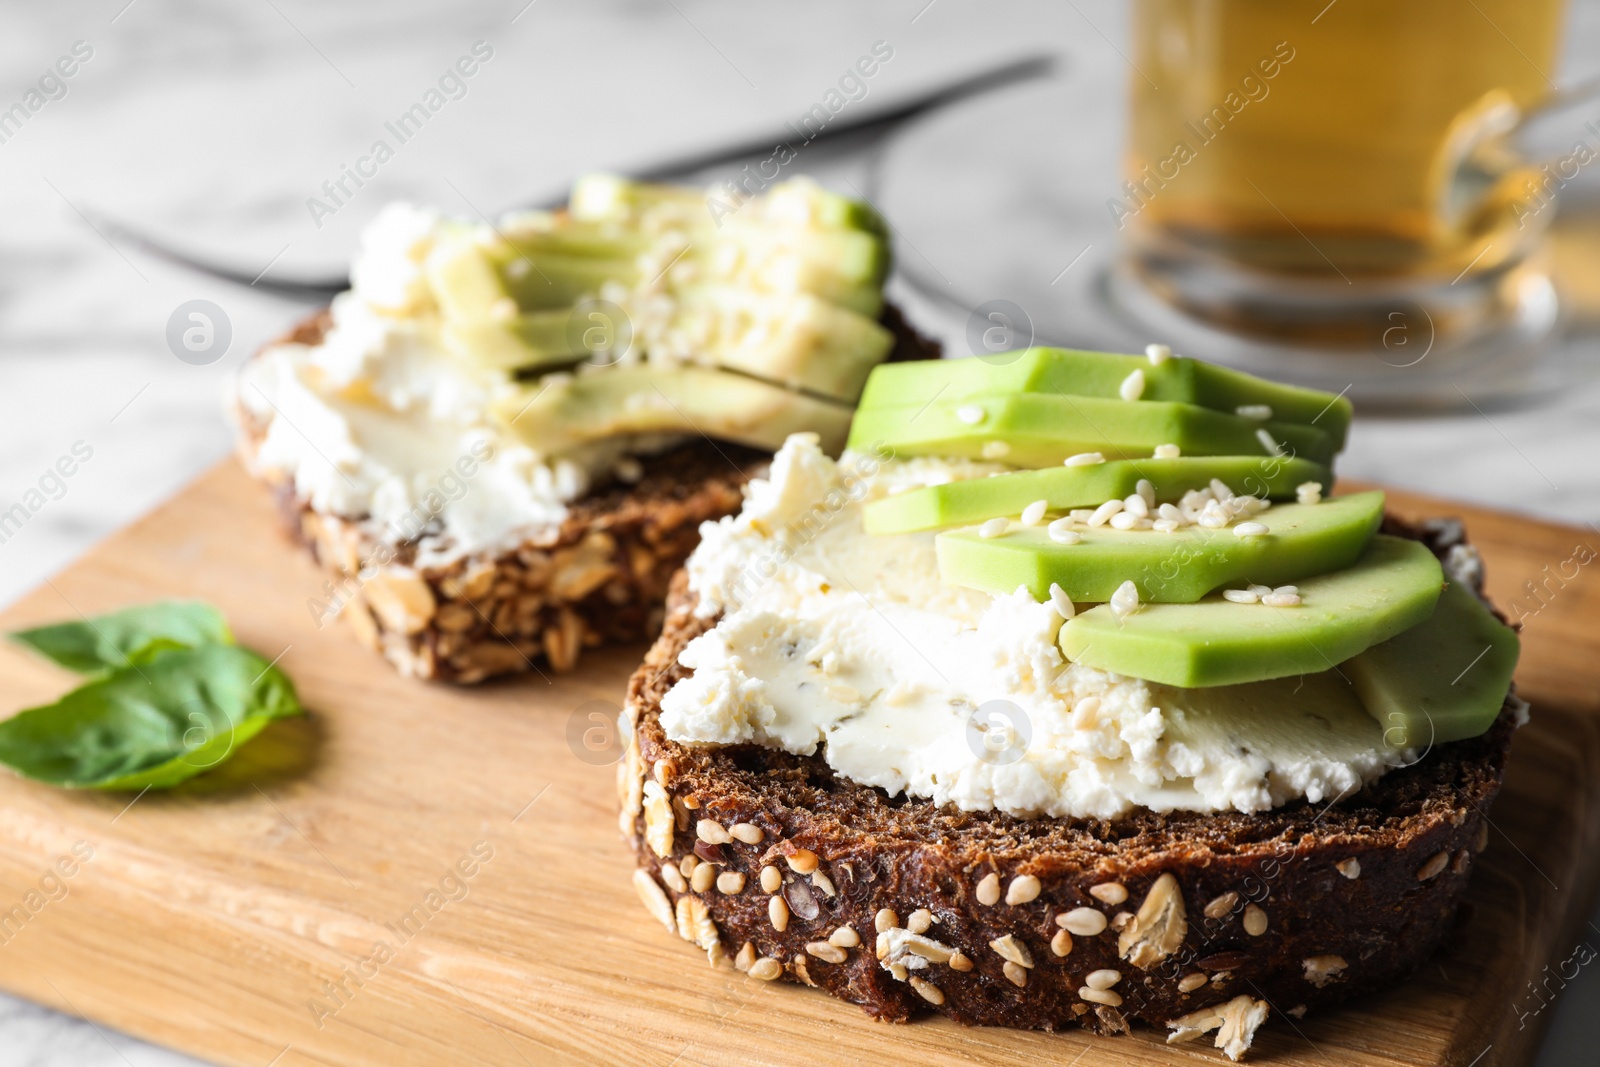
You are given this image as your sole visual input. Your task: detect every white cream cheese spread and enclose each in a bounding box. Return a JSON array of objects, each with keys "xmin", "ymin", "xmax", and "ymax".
[
  {"xmin": 660, "ymin": 434, "xmax": 1412, "ymax": 820},
  {"xmin": 236, "ymin": 203, "xmax": 660, "ymax": 567}
]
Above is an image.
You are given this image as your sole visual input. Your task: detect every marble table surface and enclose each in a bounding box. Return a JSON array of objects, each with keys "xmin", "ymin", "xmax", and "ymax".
[{"xmin": 2, "ymin": 1, "xmax": 1599, "ymax": 1064}]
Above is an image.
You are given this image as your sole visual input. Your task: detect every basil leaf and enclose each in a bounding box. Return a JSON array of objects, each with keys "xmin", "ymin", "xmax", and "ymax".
[
  {"xmin": 0, "ymin": 644, "xmax": 302, "ymax": 790},
  {"xmin": 10, "ymin": 601, "xmax": 233, "ymax": 675}
]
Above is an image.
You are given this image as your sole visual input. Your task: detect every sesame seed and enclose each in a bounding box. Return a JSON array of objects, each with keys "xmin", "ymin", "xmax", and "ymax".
[
  {"xmin": 785, "ymin": 849, "xmax": 819, "ymax": 874},
  {"xmin": 1079, "ymin": 986, "xmax": 1122, "ymax": 1006},
  {"xmin": 1233, "ymin": 522, "xmax": 1270, "ymax": 537},
  {"xmin": 1088, "ymin": 882, "xmax": 1128, "ymax": 905},
  {"xmin": 1210, "ymin": 478, "xmax": 1235, "ymax": 503},
  {"xmin": 1236, "ymin": 404, "xmax": 1273, "ymax": 420},
  {"xmin": 978, "ymin": 517, "xmax": 1010, "ymax": 539},
  {"xmin": 956, "ymin": 404, "xmax": 986, "ymax": 425},
  {"xmin": 1122, "ymin": 494, "xmax": 1150, "ymax": 518},
  {"xmin": 874, "ymin": 909, "xmax": 898, "ymax": 932},
  {"xmin": 1256, "ymin": 428, "xmax": 1283, "ymax": 456},
  {"xmin": 1049, "ymin": 583, "xmax": 1076, "ymax": 621},
  {"xmin": 769, "ymin": 895, "xmax": 790, "ymax": 932},
  {"xmin": 1085, "ymin": 968, "xmax": 1122, "ymax": 990},
  {"xmin": 1110, "ymin": 580, "xmax": 1140, "ymax": 619},
  {"xmin": 811, "ymin": 870, "xmax": 836, "ymax": 897},
  {"xmin": 1063, "ymin": 451, "xmax": 1106, "ymax": 467},
  {"xmin": 759, "ymin": 865, "xmax": 782, "ymax": 893},
  {"xmin": 1088, "ymin": 500, "xmax": 1123, "ymax": 526},
  {"xmin": 990, "ymin": 934, "xmax": 1033, "ymax": 968},
  {"xmin": 1243, "ymin": 904, "xmax": 1268, "ymax": 936},
  {"xmin": 1274, "ymin": 585, "xmax": 1299, "ymax": 596},
  {"xmin": 696, "ymin": 819, "xmax": 732, "ymax": 845},
  {"xmin": 1051, "ymin": 929, "xmax": 1073, "ymax": 957},
  {"xmin": 717, "ymin": 871, "xmax": 746, "ymax": 895},
  {"xmin": 805, "ymin": 941, "xmax": 847, "ymax": 964},
  {"xmin": 1248, "ymin": 584, "xmax": 1272, "ymax": 596},
  {"xmin": 1417, "ymin": 851, "xmax": 1450, "ymax": 881},
  {"xmin": 981, "ymin": 440, "xmax": 1011, "ymax": 460},
  {"xmin": 749, "ymin": 957, "xmax": 783, "ymax": 981},
  {"xmin": 976, "ymin": 872, "xmax": 1001, "ymax": 906},
  {"xmin": 830, "ymin": 926, "xmax": 860, "ymax": 948},
  {"xmin": 1223, "ymin": 589, "xmax": 1259, "ymax": 604},
  {"xmin": 1136, "ymin": 478, "xmax": 1156, "ymax": 508},
  {"xmin": 1109, "ymin": 511, "xmax": 1140, "ymax": 530},
  {"xmin": 1336, "ymin": 858, "xmax": 1361, "ymax": 879},
  {"xmin": 1047, "ymin": 520, "xmax": 1083, "ymax": 546},
  {"xmin": 907, "ymin": 908, "xmax": 934, "ymax": 934},
  {"xmin": 691, "ymin": 863, "xmax": 717, "ymax": 894},
  {"xmin": 1152, "ymin": 519, "xmax": 1180, "ymax": 533},
  {"xmin": 1153, "ymin": 443, "xmax": 1180, "ymax": 458},
  {"xmin": 660, "ymin": 864, "xmax": 687, "ymax": 893},
  {"xmin": 679, "ymin": 855, "xmax": 699, "ymax": 878},
  {"xmin": 735, "ymin": 941, "xmax": 757, "ymax": 972},
  {"xmin": 1297, "ymin": 481, "xmax": 1323, "ymax": 505},
  {"xmin": 1262, "ymin": 592, "xmax": 1302, "ymax": 607},
  {"xmin": 1004, "ymin": 961, "xmax": 1029, "ymax": 987},
  {"xmin": 910, "ymin": 977, "xmax": 945, "ymax": 1004},
  {"xmin": 1145, "ymin": 343, "xmax": 1172, "ymax": 365},
  {"xmin": 1119, "ymin": 368, "xmax": 1147, "ymax": 401},
  {"xmin": 730, "ymin": 822, "xmax": 764, "ymax": 844},
  {"xmin": 1059, "ymin": 907, "xmax": 1108, "ymax": 936},
  {"xmin": 1179, "ymin": 973, "xmax": 1208, "ymax": 993},
  {"xmin": 1203, "ymin": 891, "xmax": 1239, "ymax": 919},
  {"xmin": 949, "ymin": 950, "xmax": 974, "ymax": 971},
  {"xmin": 1020, "ymin": 499, "xmax": 1049, "ymax": 526}
]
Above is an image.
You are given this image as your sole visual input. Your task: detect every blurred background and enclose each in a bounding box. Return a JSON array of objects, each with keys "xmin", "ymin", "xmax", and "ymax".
[{"xmin": 1, "ymin": 1, "xmax": 1598, "ymax": 1063}]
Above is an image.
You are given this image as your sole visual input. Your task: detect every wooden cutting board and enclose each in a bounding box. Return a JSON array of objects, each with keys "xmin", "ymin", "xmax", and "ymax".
[{"xmin": 0, "ymin": 460, "xmax": 1595, "ymax": 1067}]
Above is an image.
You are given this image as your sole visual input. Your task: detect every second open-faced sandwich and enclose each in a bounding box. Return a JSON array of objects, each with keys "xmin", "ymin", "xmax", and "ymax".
[
  {"xmin": 233, "ymin": 175, "xmax": 933, "ymax": 681},
  {"xmin": 619, "ymin": 346, "xmax": 1523, "ymax": 1061}
]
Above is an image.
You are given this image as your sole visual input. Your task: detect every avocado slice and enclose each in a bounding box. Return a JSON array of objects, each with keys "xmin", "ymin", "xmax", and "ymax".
[
  {"xmin": 1347, "ymin": 578, "xmax": 1520, "ymax": 748},
  {"xmin": 938, "ymin": 491, "xmax": 1384, "ymax": 602},
  {"xmin": 864, "ymin": 455, "xmax": 1332, "ymax": 534},
  {"xmin": 848, "ymin": 393, "xmax": 1338, "ymax": 468},
  {"xmin": 856, "ymin": 349, "xmax": 1353, "ymax": 450},
  {"xmin": 494, "ymin": 365, "xmax": 854, "ymax": 457},
  {"xmin": 1058, "ymin": 535, "xmax": 1444, "ymax": 687}
]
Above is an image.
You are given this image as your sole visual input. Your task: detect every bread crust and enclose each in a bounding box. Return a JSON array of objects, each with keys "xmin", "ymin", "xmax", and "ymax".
[
  {"xmin": 618, "ymin": 517, "xmax": 1520, "ymax": 1046},
  {"xmin": 233, "ymin": 306, "xmax": 938, "ymax": 683}
]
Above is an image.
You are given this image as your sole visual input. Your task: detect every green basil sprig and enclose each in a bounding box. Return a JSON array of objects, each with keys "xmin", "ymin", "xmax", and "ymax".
[{"xmin": 2, "ymin": 602, "xmax": 302, "ymax": 790}]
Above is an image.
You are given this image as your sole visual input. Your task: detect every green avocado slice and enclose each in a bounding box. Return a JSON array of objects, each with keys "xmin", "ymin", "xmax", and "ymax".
[
  {"xmin": 856, "ymin": 349, "xmax": 1352, "ymax": 450},
  {"xmin": 937, "ymin": 491, "xmax": 1384, "ymax": 602},
  {"xmin": 848, "ymin": 393, "xmax": 1338, "ymax": 468},
  {"xmin": 1057, "ymin": 535, "xmax": 1444, "ymax": 687},
  {"xmin": 494, "ymin": 365, "xmax": 854, "ymax": 458},
  {"xmin": 863, "ymin": 455, "xmax": 1331, "ymax": 534},
  {"xmin": 1347, "ymin": 577, "xmax": 1520, "ymax": 748}
]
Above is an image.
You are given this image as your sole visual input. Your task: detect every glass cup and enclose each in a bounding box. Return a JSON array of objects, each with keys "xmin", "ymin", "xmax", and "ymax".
[{"xmin": 1117, "ymin": 0, "xmax": 1571, "ymax": 359}]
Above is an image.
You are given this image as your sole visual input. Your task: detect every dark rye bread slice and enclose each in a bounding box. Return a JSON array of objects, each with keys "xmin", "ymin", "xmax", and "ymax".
[
  {"xmin": 234, "ymin": 304, "xmax": 940, "ymax": 683},
  {"xmin": 618, "ymin": 516, "xmax": 1522, "ymax": 1052}
]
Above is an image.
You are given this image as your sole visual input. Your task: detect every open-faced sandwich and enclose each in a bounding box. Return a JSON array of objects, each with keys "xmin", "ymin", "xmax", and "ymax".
[
  {"xmin": 233, "ymin": 175, "xmax": 933, "ymax": 681},
  {"xmin": 619, "ymin": 346, "xmax": 1523, "ymax": 1060}
]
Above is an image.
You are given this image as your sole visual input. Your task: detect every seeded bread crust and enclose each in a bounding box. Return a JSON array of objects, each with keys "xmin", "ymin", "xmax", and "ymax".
[
  {"xmin": 618, "ymin": 517, "xmax": 1521, "ymax": 1050},
  {"xmin": 233, "ymin": 306, "xmax": 939, "ymax": 683}
]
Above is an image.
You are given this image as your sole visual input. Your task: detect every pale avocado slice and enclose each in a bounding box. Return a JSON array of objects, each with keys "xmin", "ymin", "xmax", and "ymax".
[
  {"xmin": 848, "ymin": 393, "xmax": 1338, "ymax": 468},
  {"xmin": 1347, "ymin": 578, "xmax": 1520, "ymax": 748},
  {"xmin": 441, "ymin": 287, "xmax": 893, "ymax": 399},
  {"xmin": 938, "ymin": 491, "xmax": 1384, "ymax": 602},
  {"xmin": 856, "ymin": 349, "xmax": 1353, "ymax": 450},
  {"xmin": 864, "ymin": 455, "xmax": 1331, "ymax": 534},
  {"xmin": 570, "ymin": 174, "xmax": 890, "ymax": 238},
  {"xmin": 494, "ymin": 365, "xmax": 854, "ymax": 457},
  {"xmin": 1058, "ymin": 535, "xmax": 1444, "ymax": 687}
]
